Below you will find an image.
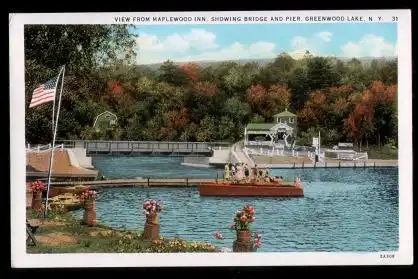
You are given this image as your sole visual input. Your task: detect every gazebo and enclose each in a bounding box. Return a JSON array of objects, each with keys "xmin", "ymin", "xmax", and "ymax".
[{"xmin": 244, "ymin": 108, "xmax": 297, "ymax": 146}]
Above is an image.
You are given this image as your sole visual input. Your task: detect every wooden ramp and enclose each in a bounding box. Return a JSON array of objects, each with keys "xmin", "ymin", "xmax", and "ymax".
[{"xmin": 26, "ymin": 150, "xmax": 99, "ymax": 179}]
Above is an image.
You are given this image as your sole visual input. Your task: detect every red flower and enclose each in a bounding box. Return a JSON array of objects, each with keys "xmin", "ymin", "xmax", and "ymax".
[
  {"xmin": 214, "ymin": 232, "xmax": 223, "ymax": 239},
  {"xmin": 240, "ymin": 215, "xmax": 247, "ymax": 223}
]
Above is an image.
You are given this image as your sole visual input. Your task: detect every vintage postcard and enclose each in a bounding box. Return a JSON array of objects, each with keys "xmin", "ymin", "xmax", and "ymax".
[{"xmin": 10, "ymin": 10, "xmax": 412, "ymax": 267}]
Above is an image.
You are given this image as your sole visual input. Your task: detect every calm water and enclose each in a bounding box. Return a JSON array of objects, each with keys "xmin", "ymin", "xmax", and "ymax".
[{"xmin": 73, "ymin": 156, "xmax": 399, "ymax": 252}]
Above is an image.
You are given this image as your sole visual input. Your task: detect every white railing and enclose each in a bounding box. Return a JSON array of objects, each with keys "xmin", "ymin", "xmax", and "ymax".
[
  {"xmin": 326, "ymin": 151, "xmax": 368, "ymax": 161},
  {"xmin": 242, "ymin": 148, "xmax": 255, "ymax": 167},
  {"xmin": 354, "ymin": 152, "xmax": 368, "ymax": 160},
  {"xmin": 26, "ymin": 143, "xmax": 64, "ymax": 153}
]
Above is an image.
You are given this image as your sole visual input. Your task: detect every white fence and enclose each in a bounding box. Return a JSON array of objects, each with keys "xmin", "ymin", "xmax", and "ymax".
[
  {"xmin": 26, "ymin": 143, "xmax": 64, "ymax": 153},
  {"xmin": 325, "ymin": 149, "xmax": 368, "ymax": 161}
]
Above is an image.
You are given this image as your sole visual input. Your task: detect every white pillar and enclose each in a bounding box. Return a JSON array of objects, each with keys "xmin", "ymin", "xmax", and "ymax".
[{"xmin": 244, "ymin": 127, "xmax": 247, "ymax": 145}]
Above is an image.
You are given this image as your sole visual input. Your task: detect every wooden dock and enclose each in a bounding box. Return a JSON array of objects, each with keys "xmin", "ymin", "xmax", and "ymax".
[{"xmin": 51, "ymin": 178, "xmax": 218, "ymax": 188}]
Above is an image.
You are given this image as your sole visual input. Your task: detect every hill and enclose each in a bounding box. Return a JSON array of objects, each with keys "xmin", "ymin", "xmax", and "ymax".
[{"xmin": 139, "ymin": 56, "xmax": 397, "ymax": 70}]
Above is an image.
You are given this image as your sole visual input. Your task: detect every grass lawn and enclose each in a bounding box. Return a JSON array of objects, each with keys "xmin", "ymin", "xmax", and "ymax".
[{"xmin": 26, "ymin": 210, "xmax": 218, "ymax": 253}]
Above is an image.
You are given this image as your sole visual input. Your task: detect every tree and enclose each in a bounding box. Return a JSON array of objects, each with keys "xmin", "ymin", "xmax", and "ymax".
[
  {"xmin": 179, "ymin": 63, "xmax": 200, "ymax": 82},
  {"xmin": 158, "ymin": 60, "xmax": 188, "ymax": 86},
  {"xmin": 25, "ymin": 25, "xmax": 137, "ymax": 143}
]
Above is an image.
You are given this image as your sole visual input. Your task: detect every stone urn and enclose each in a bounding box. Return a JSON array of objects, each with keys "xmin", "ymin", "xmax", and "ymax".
[
  {"xmin": 83, "ymin": 199, "xmax": 96, "ymax": 226},
  {"xmin": 233, "ymin": 230, "xmax": 254, "ymax": 252},
  {"xmin": 143, "ymin": 213, "xmax": 159, "ymax": 241},
  {"xmin": 31, "ymin": 191, "xmax": 43, "ymax": 212}
]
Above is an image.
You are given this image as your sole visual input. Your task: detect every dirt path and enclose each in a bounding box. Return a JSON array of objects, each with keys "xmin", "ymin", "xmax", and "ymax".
[{"xmin": 36, "ymin": 232, "xmax": 78, "ymax": 246}]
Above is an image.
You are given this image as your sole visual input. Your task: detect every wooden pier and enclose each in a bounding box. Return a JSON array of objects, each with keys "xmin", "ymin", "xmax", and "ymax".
[
  {"xmin": 55, "ymin": 140, "xmax": 232, "ymax": 156},
  {"xmin": 51, "ymin": 178, "xmax": 218, "ymax": 188}
]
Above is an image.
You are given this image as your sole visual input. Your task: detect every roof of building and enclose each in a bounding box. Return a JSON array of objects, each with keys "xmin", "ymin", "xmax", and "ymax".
[
  {"xmin": 246, "ymin": 122, "xmax": 294, "ymax": 131},
  {"xmin": 274, "ymin": 108, "xmax": 296, "ymax": 117},
  {"xmin": 246, "ymin": 123, "xmax": 276, "ymax": 131}
]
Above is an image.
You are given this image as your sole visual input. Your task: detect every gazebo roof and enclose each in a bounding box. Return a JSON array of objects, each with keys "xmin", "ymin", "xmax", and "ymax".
[{"xmin": 274, "ymin": 108, "xmax": 296, "ymax": 117}]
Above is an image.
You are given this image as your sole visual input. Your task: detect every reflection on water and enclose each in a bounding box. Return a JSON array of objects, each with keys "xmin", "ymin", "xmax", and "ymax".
[{"xmin": 75, "ymin": 157, "xmax": 399, "ymax": 252}]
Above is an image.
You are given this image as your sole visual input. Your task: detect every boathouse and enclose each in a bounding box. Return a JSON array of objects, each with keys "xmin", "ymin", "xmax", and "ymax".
[{"xmin": 244, "ymin": 108, "xmax": 297, "ymax": 147}]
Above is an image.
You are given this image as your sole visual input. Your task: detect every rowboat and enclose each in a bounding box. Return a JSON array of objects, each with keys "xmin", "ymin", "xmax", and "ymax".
[{"xmin": 198, "ymin": 180, "xmax": 304, "ymax": 197}]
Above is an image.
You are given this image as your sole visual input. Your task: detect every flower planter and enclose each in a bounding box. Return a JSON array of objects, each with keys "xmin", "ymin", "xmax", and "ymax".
[
  {"xmin": 233, "ymin": 230, "xmax": 253, "ymax": 252},
  {"xmin": 83, "ymin": 200, "xmax": 96, "ymax": 226},
  {"xmin": 146, "ymin": 213, "xmax": 158, "ymax": 225},
  {"xmin": 236, "ymin": 230, "xmax": 251, "ymax": 242},
  {"xmin": 143, "ymin": 213, "xmax": 159, "ymax": 241},
  {"xmin": 31, "ymin": 191, "xmax": 42, "ymax": 211}
]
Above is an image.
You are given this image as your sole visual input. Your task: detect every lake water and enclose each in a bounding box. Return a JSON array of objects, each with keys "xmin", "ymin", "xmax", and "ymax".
[{"xmin": 72, "ymin": 156, "xmax": 399, "ymax": 252}]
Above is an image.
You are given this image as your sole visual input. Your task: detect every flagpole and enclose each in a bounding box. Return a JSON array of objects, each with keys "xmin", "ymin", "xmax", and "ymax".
[
  {"xmin": 51, "ymin": 67, "xmax": 61, "ymax": 136},
  {"xmin": 44, "ymin": 65, "xmax": 65, "ymax": 217}
]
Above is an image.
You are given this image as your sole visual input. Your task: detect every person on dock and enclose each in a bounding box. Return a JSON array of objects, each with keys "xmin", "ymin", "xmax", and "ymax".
[
  {"xmin": 224, "ymin": 164, "xmax": 230, "ymax": 181},
  {"xmin": 235, "ymin": 163, "xmax": 245, "ymax": 183},
  {"xmin": 231, "ymin": 165, "xmax": 236, "ymax": 181},
  {"xmin": 252, "ymin": 164, "xmax": 259, "ymax": 183},
  {"xmin": 244, "ymin": 164, "xmax": 250, "ymax": 182}
]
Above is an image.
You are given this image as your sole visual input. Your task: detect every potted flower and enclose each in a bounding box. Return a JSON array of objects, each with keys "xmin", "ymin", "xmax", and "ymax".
[
  {"xmin": 229, "ymin": 204, "xmax": 257, "ymax": 252},
  {"xmin": 78, "ymin": 189, "xmax": 97, "ymax": 226},
  {"xmin": 142, "ymin": 199, "xmax": 162, "ymax": 241},
  {"xmin": 143, "ymin": 199, "xmax": 162, "ymax": 225},
  {"xmin": 232, "ymin": 204, "xmax": 255, "ymax": 242},
  {"xmin": 28, "ymin": 180, "xmax": 45, "ymax": 211}
]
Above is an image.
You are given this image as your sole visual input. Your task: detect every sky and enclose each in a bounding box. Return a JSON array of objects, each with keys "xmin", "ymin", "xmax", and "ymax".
[{"xmin": 129, "ymin": 23, "xmax": 397, "ymax": 65}]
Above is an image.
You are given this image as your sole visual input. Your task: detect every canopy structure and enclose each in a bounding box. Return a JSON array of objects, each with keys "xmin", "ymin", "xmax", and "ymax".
[
  {"xmin": 244, "ymin": 122, "xmax": 294, "ymax": 146},
  {"xmin": 93, "ymin": 111, "xmax": 118, "ymax": 132}
]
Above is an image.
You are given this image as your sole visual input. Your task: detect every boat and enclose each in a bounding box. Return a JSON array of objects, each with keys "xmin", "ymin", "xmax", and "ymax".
[{"xmin": 198, "ymin": 179, "xmax": 304, "ymax": 197}]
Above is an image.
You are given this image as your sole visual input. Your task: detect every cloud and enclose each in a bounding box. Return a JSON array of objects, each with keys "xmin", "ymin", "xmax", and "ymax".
[
  {"xmin": 288, "ymin": 31, "xmax": 332, "ymax": 58},
  {"xmin": 340, "ymin": 34, "xmax": 397, "ymax": 57},
  {"xmin": 135, "ymin": 29, "xmax": 278, "ymax": 64},
  {"xmin": 315, "ymin": 31, "xmax": 332, "ymax": 42}
]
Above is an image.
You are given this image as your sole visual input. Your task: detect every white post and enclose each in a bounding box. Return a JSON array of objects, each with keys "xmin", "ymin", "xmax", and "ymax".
[
  {"xmin": 37, "ymin": 145, "xmax": 40, "ymax": 152},
  {"xmin": 44, "ymin": 66, "xmax": 65, "ymax": 216},
  {"xmin": 318, "ymin": 130, "xmax": 321, "ymax": 154}
]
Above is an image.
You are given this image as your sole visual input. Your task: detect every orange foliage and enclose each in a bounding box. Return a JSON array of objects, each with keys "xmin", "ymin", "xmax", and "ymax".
[
  {"xmin": 179, "ymin": 63, "xmax": 199, "ymax": 82},
  {"xmin": 247, "ymin": 84, "xmax": 267, "ymax": 105},
  {"xmin": 298, "ymin": 107, "xmax": 315, "ymax": 122},
  {"xmin": 267, "ymin": 84, "xmax": 291, "ymax": 106},
  {"xmin": 167, "ymin": 108, "xmax": 189, "ymax": 130},
  {"xmin": 333, "ymin": 98, "xmax": 348, "ymax": 111},
  {"xmin": 308, "ymin": 91, "xmax": 326, "ymax": 106},
  {"xmin": 107, "ymin": 80, "xmax": 122, "ymax": 94},
  {"xmin": 194, "ymin": 81, "xmax": 218, "ymax": 97},
  {"xmin": 328, "ymin": 85, "xmax": 355, "ymax": 99}
]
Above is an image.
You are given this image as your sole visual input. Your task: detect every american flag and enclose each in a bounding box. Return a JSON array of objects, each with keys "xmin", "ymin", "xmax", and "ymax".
[{"xmin": 29, "ymin": 75, "xmax": 59, "ymax": 108}]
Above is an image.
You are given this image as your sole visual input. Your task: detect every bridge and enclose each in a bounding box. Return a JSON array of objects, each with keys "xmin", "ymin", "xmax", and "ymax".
[{"xmin": 54, "ymin": 140, "xmax": 232, "ymax": 156}]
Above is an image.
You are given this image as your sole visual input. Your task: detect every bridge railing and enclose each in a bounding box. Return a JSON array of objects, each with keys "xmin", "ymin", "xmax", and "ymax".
[{"xmin": 53, "ymin": 140, "xmax": 233, "ymax": 153}]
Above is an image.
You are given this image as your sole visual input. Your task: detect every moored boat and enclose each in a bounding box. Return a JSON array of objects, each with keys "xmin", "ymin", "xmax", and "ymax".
[{"xmin": 198, "ymin": 180, "xmax": 304, "ymax": 197}]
